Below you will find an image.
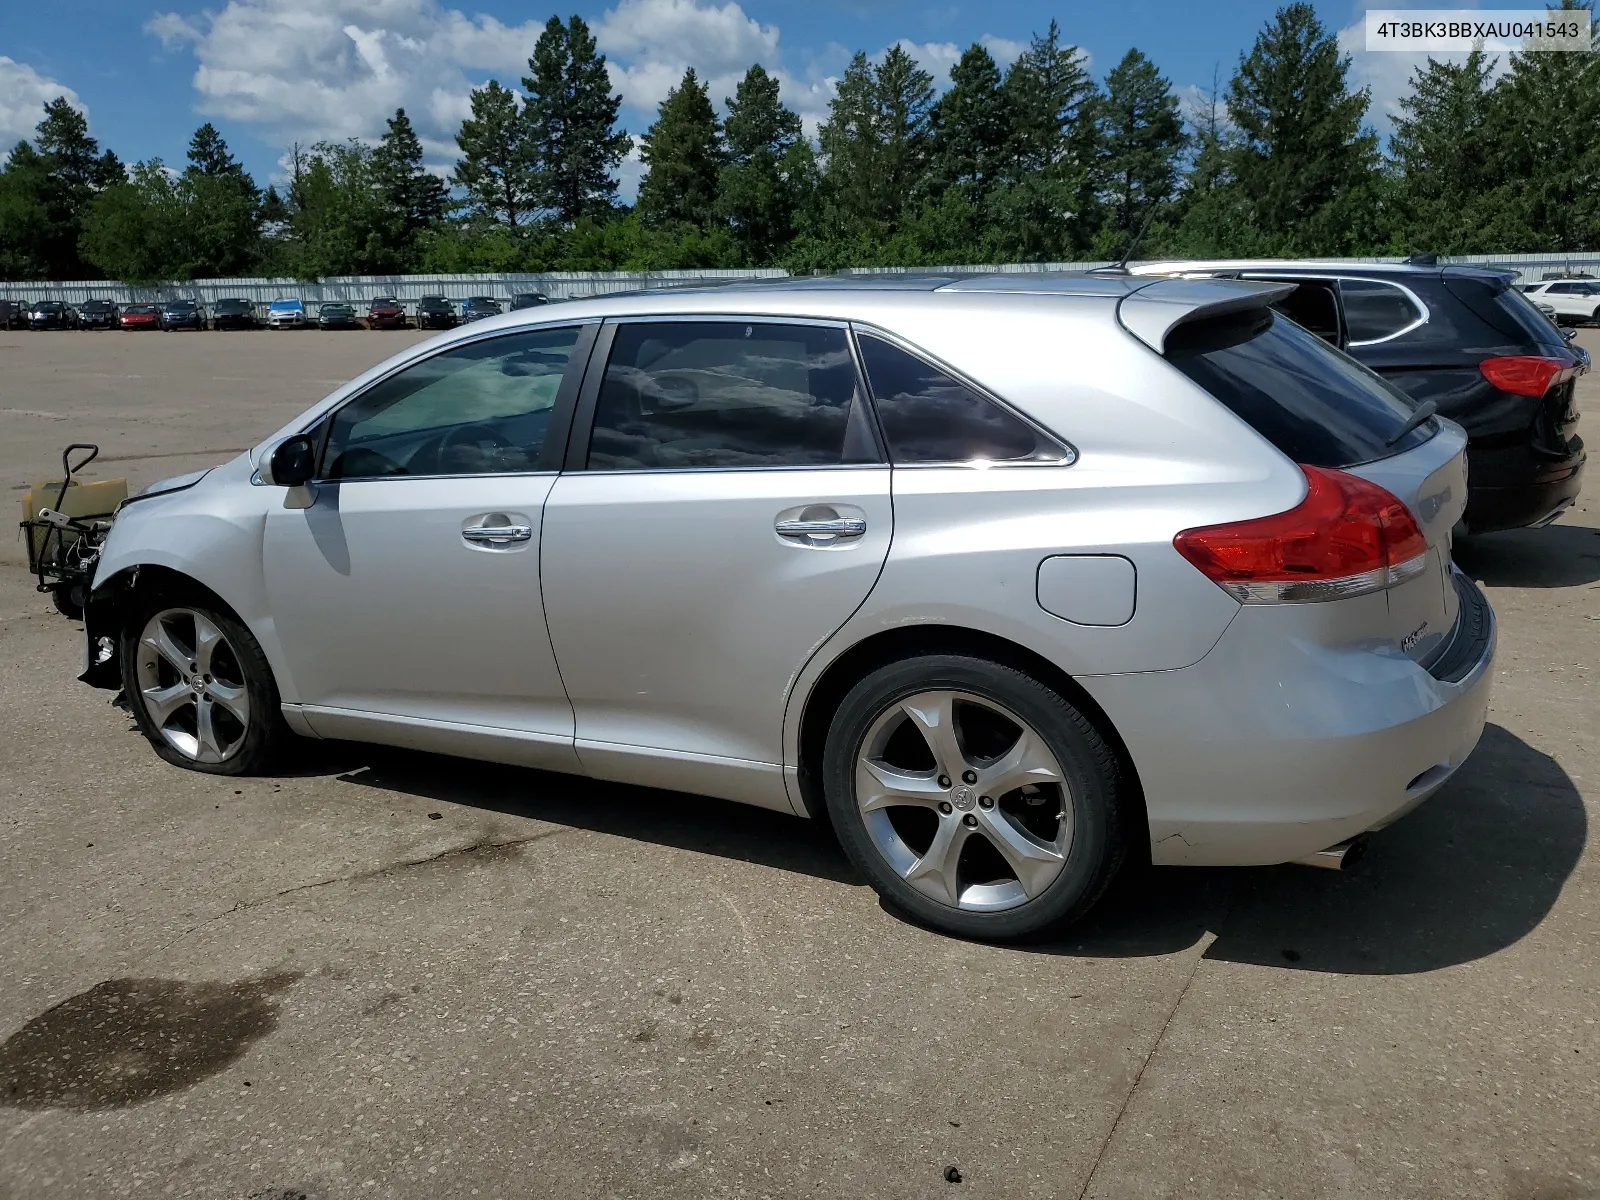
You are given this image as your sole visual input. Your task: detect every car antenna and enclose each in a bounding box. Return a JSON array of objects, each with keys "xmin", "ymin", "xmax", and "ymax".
[{"xmin": 1089, "ymin": 208, "xmax": 1161, "ymax": 276}]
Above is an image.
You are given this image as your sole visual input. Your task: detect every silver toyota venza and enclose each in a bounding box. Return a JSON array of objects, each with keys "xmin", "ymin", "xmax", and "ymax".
[{"xmin": 78, "ymin": 275, "xmax": 1495, "ymax": 939}]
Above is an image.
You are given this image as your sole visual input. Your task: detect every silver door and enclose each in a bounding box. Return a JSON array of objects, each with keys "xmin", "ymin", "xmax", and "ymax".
[
  {"xmin": 261, "ymin": 325, "xmax": 591, "ymax": 769},
  {"xmin": 539, "ymin": 318, "xmax": 891, "ymax": 811}
]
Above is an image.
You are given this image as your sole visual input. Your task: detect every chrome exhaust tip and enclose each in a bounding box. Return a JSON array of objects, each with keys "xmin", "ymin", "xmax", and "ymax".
[{"xmin": 1291, "ymin": 837, "xmax": 1368, "ymax": 871}]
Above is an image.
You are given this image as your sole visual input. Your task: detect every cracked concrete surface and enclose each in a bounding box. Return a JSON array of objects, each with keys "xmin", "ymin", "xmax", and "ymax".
[{"xmin": 0, "ymin": 330, "xmax": 1597, "ymax": 1198}]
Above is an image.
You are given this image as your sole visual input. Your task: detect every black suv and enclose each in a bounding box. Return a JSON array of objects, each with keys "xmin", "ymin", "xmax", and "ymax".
[
  {"xmin": 510, "ymin": 291, "xmax": 549, "ymax": 310},
  {"xmin": 212, "ymin": 298, "xmax": 257, "ymax": 330},
  {"xmin": 416, "ymin": 295, "xmax": 457, "ymax": 329},
  {"xmin": 27, "ymin": 300, "xmax": 76, "ymax": 330},
  {"xmin": 1136, "ymin": 260, "xmax": 1586, "ymax": 533},
  {"xmin": 461, "ymin": 296, "xmax": 502, "ymax": 323},
  {"xmin": 79, "ymin": 298, "xmax": 118, "ymax": 329}
]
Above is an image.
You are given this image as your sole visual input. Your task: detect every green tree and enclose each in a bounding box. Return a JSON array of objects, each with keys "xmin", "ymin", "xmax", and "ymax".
[
  {"xmin": 26, "ymin": 97, "xmax": 124, "ymax": 277},
  {"xmin": 80, "ymin": 160, "xmax": 186, "ymax": 283},
  {"xmin": 817, "ymin": 46, "xmax": 935, "ymax": 236},
  {"xmin": 453, "ymin": 80, "xmax": 540, "ymax": 228},
  {"xmin": 998, "ymin": 22, "xmax": 1101, "ymax": 255},
  {"xmin": 1472, "ymin": 8, "xmax": 1600, "ymax": 251},
  {"xmin": 1386, "ymin": 52, "xmax": 1496, "ymax": 253},
  {"xmin": 279, "ymin": 140, "xmax": 392, "ymax": 278},
  {"xmin": 1095, "ymin": 49, "xmax": 1185, "ymax": 245},
  {"xmin": 523, "ymin": 15, "xmax": 631, "ymax": 222},
  {"xmin": 373, "ymin": 108, "xmax": 447, "ymax": 268},
  {"xmin": 180, "ymin": 123, "xmax": 261, "ymax": 277},
  {"xmin": 718, "ymin": 63, "xmax": 809, "ymax": 263},
  {"xmin": 929, "ymin": 44, "xmax": 1011, "ymax": 201},
  {"xmin": 1225, "ymin": 2, "xmax": 1379, "ymax": 253},
  {"xmin": 637, "ymin": 68, "xmax": 725, "ymax": 228},
  {"xmin": 0, "ymin": 142, "xmax": 51, "ymax": 278}
]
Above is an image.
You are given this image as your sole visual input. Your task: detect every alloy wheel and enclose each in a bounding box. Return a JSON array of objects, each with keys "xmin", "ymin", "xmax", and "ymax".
[
  {"xmin": 855, "ymin": 690, "xmax": 1072, "ymax": 912},
  {"xmin": 134, "ymin": 608, "xmax": 251, "ymax": 764}
]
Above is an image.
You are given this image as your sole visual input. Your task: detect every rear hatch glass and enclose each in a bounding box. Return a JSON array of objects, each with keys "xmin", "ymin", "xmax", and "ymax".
[
  {"xmin": 1165, "ymin": 309, "xmax": 1434, "ymax": 467},
  {"xmin": 1442, "ymin": 268, "xmax": 1567, "ymax": 349}
]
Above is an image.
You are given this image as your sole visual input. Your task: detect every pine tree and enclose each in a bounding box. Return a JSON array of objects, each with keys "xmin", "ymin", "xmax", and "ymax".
[
  {"xmin": 999, "ymin": 23, "xmax": 1101, "ymax": 253},
  {"xmin": 929, "ymin": 44, "xmax": 1010, "ymax": 200},
  {"xmin": 453, "ymin": 80, "xmax": 539, "ymax": 228},
  {"xmin": 186, "ymin": 123, "xmax": 246, "ymax": 179},
  {"xmin": 719, "ymin": 64, "xmax": 807, "ymax": 262},
  {"xmin": 1096, "ymin": 49, "xmax": 1185, "ymax": 240},
  {"xmin": 180, "ymin": 123, "xmax": 261, "ymax": 277},
  {"xmin": 375, "ymin": 109, "xmax": 448, "ymax": 234},
  {"xmin": 524, "ymin": 15, "xmax": 632, "ymax": 223},
  {"xmin": 1388, "ymin": 52, "xmax": 1496, "ymax": 252},
  {"xmin": 817, "ymin": 46, "xmax": 934, "ymax": 234},
  {"xmin": 0, "ymin": 142, "xmax": 52, "ymax": 278},
  {"xmin": 1226, "ymin": 2, "xmax": 1378, "ymax": 253},
  {"xmin": 29, "ymin": 97, "xmax": 123, "ymax": 278},
  {"xmin": 637, "ymin": 68, "xmax": 725, "ymax": 228}
]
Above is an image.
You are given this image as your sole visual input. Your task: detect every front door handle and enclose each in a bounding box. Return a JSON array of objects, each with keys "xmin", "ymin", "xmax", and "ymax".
[
  {"xmin": 463, "ymin": 524, "xmax": 532, "ymax": 543},
  {"xmin": 774, "ymin": 507, "xmax": 868, "ymax": 549}
]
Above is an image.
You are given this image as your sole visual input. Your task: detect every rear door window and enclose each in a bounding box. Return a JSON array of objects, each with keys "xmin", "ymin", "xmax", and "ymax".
[
  {"xmin": 855, "ymin": 333, "xmax": 1062, "ymax": 464},
  {"xmin": 1166, "ymin": 309, "xmax": 1434, "ymax": 468},
  {"xmin": 586, "ymin": 321, "xmax": 879, "ymax": 470},
  {"xmin": 1339, "ymin": 279, "xmax": 1425, "ymax": 344}
]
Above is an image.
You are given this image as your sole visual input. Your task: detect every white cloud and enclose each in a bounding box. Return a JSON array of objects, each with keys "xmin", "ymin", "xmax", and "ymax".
[{"xmin": 0, "ymin": 56, "xmax": 84, "ymax": 160}]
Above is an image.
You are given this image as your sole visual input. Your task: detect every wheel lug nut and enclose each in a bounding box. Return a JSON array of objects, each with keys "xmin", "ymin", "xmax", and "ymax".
[
  {"xmin": 938, "ymin": 801, "xmax": 953, "ymax": 815},
  {"xmin": 978, "ymin": 795, "xmax": 994, "ymax": 809},
  {"xmin": 962, "ymin": 770, "xmax": 977, "ymax": 785},
  {"xmin": 937, "ymin": 775, "xmax": 951, "ymax": 789},
  {"xmin": 962, "ymin": 814, "xmax": 978, "ymax": 827}
]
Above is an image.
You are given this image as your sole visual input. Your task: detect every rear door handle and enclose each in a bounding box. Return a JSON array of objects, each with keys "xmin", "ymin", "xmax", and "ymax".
[{"xmin": 463, "ymin": 524, "xmax": 532, "ymax": 543}]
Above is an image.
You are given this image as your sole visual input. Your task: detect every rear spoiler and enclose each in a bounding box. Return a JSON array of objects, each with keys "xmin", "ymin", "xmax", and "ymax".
[{"xmin": 1118, "ymin": 277, "xmax": 1296, "ymax": 354}]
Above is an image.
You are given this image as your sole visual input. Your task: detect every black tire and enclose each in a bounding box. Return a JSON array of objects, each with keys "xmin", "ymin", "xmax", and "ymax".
[
  {"xmin": 51, "ymin": 583, "xmax": 83, "ymax": 620},
  {"xmin": 822, "ymin": 654, "xmax": 1127, "ymax": 940},
  {"xmin": 118, "ymin": 591, "xmax": 291, "ymax": 775}
]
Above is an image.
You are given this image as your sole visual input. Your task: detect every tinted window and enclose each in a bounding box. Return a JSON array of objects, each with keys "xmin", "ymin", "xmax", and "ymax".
[
  {"xmin": 322, "ymin": 326, "xmax": 580, "ymax": 479},
  {"xmin": 1266, "ymin": 280, "xmax": 1340, "ymax": 343},
  {"xmin": 855, "ymin": 333, "xmax": 1053, "ymax": 464},
  {"xmin": 1166, "ymin": 309, "xmax": 1433, "ymax": 468},
  {"xmin": 588, "ymin": 321, "xmax": 876, "ymax": 470},
  {"xmin": 1340, "ymin": 279, "xmax": 1424, "ymax": 343}
]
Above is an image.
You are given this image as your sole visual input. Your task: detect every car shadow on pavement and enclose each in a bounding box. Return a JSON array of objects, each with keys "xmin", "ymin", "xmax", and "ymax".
[
  {"xmin": 325, "ymin": 723, "xmax": 1582, "ymax": 975},
  {"xmin": 331, "ymin": 750, "xmax": 861, "ymax": 885},
  {"xmin": 1454, "ymin": 520, "xmax": 1600, "ymax": 587},
  {"xmin": 1052, "ymin": 724, "xmax": 1586, "ymax": 973}
]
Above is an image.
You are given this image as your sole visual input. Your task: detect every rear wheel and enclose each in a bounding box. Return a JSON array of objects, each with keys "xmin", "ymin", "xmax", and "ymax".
[
  {"xmin": 119, "ymin": 597, "xmax": 290, "ymax": 775},
  {"xmin": 822, "ymin": 654, "xmax": 1126, "ymax": 940}
]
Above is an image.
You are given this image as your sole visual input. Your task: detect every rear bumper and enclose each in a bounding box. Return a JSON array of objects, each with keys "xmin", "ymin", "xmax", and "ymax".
[
  {"xmin": 1464, "ymin": 439, "xmax": 1584, "ymax": 532},
  {"xmin": 1081, "ymin": 572, "xmax": 1496, "ymax": 867}
]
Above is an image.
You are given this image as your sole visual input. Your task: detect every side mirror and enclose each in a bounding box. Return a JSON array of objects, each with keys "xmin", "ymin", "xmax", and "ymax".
[
  {"xmin": 1564, "ymin": 328, "xmax": 1578, "ymax": 343},
  {"xmin": 262, "ymin": 434, "xmax": 316, "ymax": 487}
]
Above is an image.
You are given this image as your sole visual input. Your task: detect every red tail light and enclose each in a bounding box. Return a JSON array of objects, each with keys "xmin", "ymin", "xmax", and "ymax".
[
  {"xmin": 1479, "ymin": 355, "xmax": 1573, "ymax": 397},
  {"xmin": 1174, "ymin": 466, "xmax": 1429, "ymax": 603}
]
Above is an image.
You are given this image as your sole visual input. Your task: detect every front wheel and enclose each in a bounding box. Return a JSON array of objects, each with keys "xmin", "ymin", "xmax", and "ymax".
[
  {"xmin": 822, "ymin": 654, "xmax": 1127, "ymax": 941},
  {"xmin": 119, "ymin": 598, "xmax": 290, "ymax": 775}
]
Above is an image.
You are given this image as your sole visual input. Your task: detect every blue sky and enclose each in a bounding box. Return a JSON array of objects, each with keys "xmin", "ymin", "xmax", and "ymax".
[{"xmin": 0, "ymin": 0, "xmax": 1450, "ymax": 195}]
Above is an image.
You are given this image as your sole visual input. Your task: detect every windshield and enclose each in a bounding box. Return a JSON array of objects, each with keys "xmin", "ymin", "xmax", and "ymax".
[
  {"xmin": 1166, "ymin": 308, "xmax": 1435, "ymax": 468},
  {"xmin": 127, "ymin": 306, "xmax": 156, "ymax": 314},
  {"xmin": 270, "ymin": 300, "xmax": 301, "ymax": 311},
  {"xmin": 84, "ymin": 300, "xmax": 113, "ymax": 311},
  {"xmin": 36, "ymin": 302, "xmax": 62, "ymax": 311}
]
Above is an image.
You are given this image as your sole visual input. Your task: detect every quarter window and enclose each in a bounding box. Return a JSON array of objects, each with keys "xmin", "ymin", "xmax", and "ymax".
[
  {"xmin": 586, "ymin": 321, "xmax": 878, "ymax": 470},
  {"xmin": 1339, "ymin": 279, "xmax": 1424, "ymax": 343},
  {"xmin": 855, "ymin": 332, "xmax": 1053, "ymax": 464},
  {"xmin": 322, "ymin": 326, "xmax": 581, "ymax": 479}
]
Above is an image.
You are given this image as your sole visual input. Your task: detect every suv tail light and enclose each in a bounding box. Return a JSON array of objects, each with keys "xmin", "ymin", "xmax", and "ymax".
[
  {"xmin": 1479, "ymin": 355, "xmax": 1575, "ymax": 397},
  {"xmin": 1174, "ymin": 466, "xmax": 1429, "ymax": 603}
]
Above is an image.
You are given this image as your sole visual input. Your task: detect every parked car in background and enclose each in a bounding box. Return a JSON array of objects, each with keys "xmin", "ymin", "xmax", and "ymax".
[
  {"xmin": 0, "ymin": 299, "xmax": 21, "ymax": 330},
  {"xmin": 367, "ymin": 297, "xmax": 407, "ymax": 330},
  {"xmin": 27, "ymin": 301, "xmax": 77, "ymax": 330},
  {"xmin": 1131, "ymin": 260, "xmax": 1586, "ymax": 533},
  {"xmin": 159, "ymin": 299, "xmax": 205, "ymax": 331},
  {"xmin": 212, "ymin": 298, "xmax": 258, "ymax": 330},
  {"xmin": 119, "ymin": 304, "xmax": 161, "ymax": 330},
  {"xmin": 81, "ymin": 275, "xmax": 1496, "ymax": 941},
  {"xmin": 267, "ymin": 299, "xmax": 307, "ymax": 329},
  {"xmin": 510, "ymin": 292, "xmax": 549, "ymax": 310},
  {"xmin": 1519, "ymin": 279, "xmax": 1600, "ymax": 326},
  {"xmin": 318, "ymin": 302, "xmax": 361, "ymax": 331},
  {"xmin": 461, "ymin": 295, "xmax": 502, "ymax": 323},
  {"xmin": 79, "ymin": 299, "xmax": 118, "ymax": 330},
  {"xmin": 415, "ymin": 295, "xmax": 457, "ymax": 329}
]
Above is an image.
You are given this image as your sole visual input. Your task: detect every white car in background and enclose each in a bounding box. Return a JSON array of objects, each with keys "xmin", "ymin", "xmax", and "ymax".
[
  {"xmin": 1519, "ymin": 279, "xmax": 1600, "ymax": 325},
  {"xmin": 267, "ymin": 298, "xmax": 307, "ymax": 329}
]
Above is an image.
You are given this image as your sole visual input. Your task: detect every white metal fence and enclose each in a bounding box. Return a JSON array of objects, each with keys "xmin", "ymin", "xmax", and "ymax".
[{"xmin": 1, "ymin": 254, "xmax": 1597, "ymax": 310}]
